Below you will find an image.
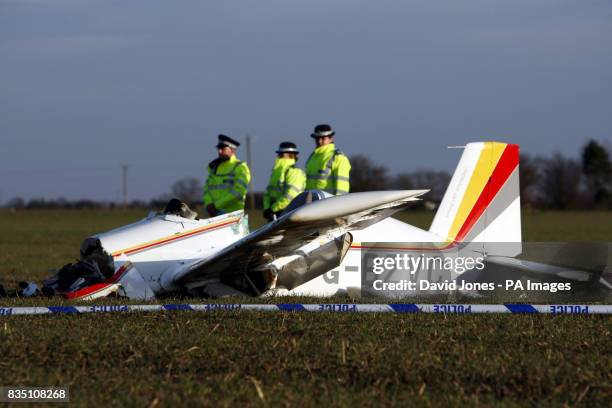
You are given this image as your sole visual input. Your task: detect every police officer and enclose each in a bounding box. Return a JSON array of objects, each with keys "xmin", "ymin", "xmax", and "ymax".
[
  {"xmin": 263, "ymin": 142, "xmax": 306, "ymax": 221},
  {"xmin": 305, "ymin": 124, "xmax": 351, "ymax": 195},
  {"xmin": 203, "ymin": 134, "xmax": 251, "ymax": 217}
]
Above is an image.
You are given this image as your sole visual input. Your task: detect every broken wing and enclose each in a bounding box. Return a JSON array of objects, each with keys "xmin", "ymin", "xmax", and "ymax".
[{"xmin": 172, "ymin": 190, "xmax": 428, "ymax": 288}]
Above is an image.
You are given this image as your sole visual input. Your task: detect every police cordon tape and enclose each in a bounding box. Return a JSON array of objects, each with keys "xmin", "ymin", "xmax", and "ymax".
[{"xmin": 1, "ymin": 304, "xmax": 611, "ymax": 316}]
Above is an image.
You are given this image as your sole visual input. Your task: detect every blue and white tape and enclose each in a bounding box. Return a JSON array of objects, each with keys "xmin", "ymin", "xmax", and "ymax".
[{"xmin": 0, "ymin": 304, "xmax": 611, "ymax": 316}]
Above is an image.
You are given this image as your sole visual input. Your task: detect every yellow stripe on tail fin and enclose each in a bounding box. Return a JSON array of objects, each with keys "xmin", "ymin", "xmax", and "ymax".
[{"xmin": 429, "ymin": 142, "xmax": 521, "ymax": 244}]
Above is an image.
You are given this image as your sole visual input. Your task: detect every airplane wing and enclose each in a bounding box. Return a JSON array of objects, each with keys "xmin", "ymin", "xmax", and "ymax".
[
  {"xmin": 172, "ymin": 190, "xmax": 428, "ymax": 291},
  {"xmin": 485, "ymin": 242, "xmax": 610, "ymax": 283},
  {"xmin": 483, "ymin": 242, "xmax": 611, "ymax": 294}
]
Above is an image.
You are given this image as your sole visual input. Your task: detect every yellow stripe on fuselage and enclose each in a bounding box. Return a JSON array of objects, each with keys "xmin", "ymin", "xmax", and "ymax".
[{"xmin": 446, "ymin": 142, "xmax": 506, "ymax": 241}]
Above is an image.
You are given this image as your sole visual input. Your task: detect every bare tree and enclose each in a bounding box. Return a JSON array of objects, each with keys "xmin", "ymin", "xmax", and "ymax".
[
  {"xmin": 394, "ymin": 170, "xmax": 451, "ymax": 203},
  {"xmin": 5, "ymin": 196, "xmax": 25, "ymax": 209},
  {"xmin": 170, "ymin": 178, "xmax": 202, "ymax": 205},
  {"xmin": 538, "ymin": 153, "xmax": 583, "ymax": 209},
  {"xmin": 582, "ymin": 139, "xmax": 611, "ymax": 208},
  {"xmin": 348, "ymin": 155, "xmax": 389, "ymax": 192},
  {"xmin": 519, "ymin": 153, "xmax": 541, "ymax": 210},
  {"xmin": 391, "ymin": 173, "xmax": 414, "ymax": 190}
]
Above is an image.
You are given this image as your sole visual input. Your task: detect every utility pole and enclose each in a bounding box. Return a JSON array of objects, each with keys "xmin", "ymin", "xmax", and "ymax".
[
  {"xmin": 246, "ymin": 135, "xmax": 255, "ymax": 210},
  {"xmin": 121, "ymin": 164, "xmax": 129, "ymax": 208}
]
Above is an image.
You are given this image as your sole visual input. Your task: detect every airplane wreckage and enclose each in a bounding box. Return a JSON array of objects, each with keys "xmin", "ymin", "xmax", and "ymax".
[{"xmin": 4, "ymin": 142, "xmax": 610, "ymax": 301}]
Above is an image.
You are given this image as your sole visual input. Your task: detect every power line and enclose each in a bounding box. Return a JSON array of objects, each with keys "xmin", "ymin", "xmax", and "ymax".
[
  {"xmin": 246, "ymin": 134, "xmax": 255, "ymax": 209},
  {"xmin": 121, "ymin": 164, "xmax": 129, "ymax": 207}
]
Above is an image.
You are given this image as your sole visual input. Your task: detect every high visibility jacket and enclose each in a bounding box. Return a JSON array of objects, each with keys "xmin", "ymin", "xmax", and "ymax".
[
  {"xmin": 305, "ymin": 143, "xmax": 351, "ymax": 195},
  {"xmin": 203, "ymin": 155, "xmax": 251, "ymax": 213},
  {"xmin": 263, "ymin": 158, "xmax": 306, "ymax": 213}
]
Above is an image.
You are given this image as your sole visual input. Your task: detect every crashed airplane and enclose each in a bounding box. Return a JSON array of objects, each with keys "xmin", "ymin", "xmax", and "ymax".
[{"xmin": 38, "ymin": 141, "xmax": 610, "ymax": 300}]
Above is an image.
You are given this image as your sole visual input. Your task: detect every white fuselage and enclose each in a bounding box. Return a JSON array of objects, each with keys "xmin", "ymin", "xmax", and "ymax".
[
  {"xmin": 93, "ymin": 211, "xmax": 439, "ymax": 297},
  {"xmin": 95, "ymin": 212, "xmax": 248, "ymax": 294},
  {"xmin": 288, "ymin": 217, "xmax": 441, "ymax": 296}
]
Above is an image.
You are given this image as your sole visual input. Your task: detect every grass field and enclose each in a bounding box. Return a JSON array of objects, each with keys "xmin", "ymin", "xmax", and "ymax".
[{"xmin": 0, "ymin": 209, "xmax": 611, "ymax": 406}]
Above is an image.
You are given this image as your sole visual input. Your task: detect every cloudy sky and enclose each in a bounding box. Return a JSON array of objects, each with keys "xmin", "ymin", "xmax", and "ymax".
[{"xmin": 1, "ymin": 0, "xmax": 611, "ymax": 202}]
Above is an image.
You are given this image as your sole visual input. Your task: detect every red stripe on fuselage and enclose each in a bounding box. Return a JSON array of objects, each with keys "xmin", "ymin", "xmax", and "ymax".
[
  {"xmin": 64, "ymin": 263, "xmax": 132, "ymax": 300},
  {"xmin": 114, "ymin": 219, "xmax": 239, "ymax": 257}
]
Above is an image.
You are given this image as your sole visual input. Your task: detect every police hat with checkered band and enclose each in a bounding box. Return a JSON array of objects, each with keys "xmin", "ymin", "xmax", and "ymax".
[
  {"xmin": 310, "ymin": 124, "xmax": 335, "ymax": 138},
  {"xmin": 276, "ymin": 141, "xmax": 299, "ymax": 154},
  {"xmin": 216, "ymin": 134, "xmax": 240, "ymax": 149}
]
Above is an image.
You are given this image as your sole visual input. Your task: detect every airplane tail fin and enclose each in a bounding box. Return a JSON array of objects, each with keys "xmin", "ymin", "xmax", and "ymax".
[{"xmin": 429, "ymin": 142, "xmax": 521, "ymax": 244}]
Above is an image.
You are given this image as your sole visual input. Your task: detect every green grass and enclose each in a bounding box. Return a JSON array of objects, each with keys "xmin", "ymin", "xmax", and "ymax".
[
  {"xmin": 0, "ymin": 209, "xmax": 611, "ymax": 406},
  {"xmin": 1, "ymin": 312, "xmax": 610, "ymax": 406}
]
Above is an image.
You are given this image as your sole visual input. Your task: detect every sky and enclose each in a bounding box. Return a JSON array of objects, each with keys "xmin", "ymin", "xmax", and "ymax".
[{"xmin": 1, "ymin": 0, "xmax": 611, "ymax": 203}]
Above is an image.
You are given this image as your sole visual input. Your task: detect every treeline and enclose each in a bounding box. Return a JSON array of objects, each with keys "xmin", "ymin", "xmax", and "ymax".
[
  {"xmin": 349, "ymin": 139, "xmax": 611, "ymax": 210},
  {"xmin": 2, "ymin": 197, "xmax": 167, "ymax": 210},
  {"xmin": 4, "ymin": 140, "xmax": 610, "ymax": 211},
  {"xmin": 520, "ymin": 140, "xmax": 611, "ymax": 209}
]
